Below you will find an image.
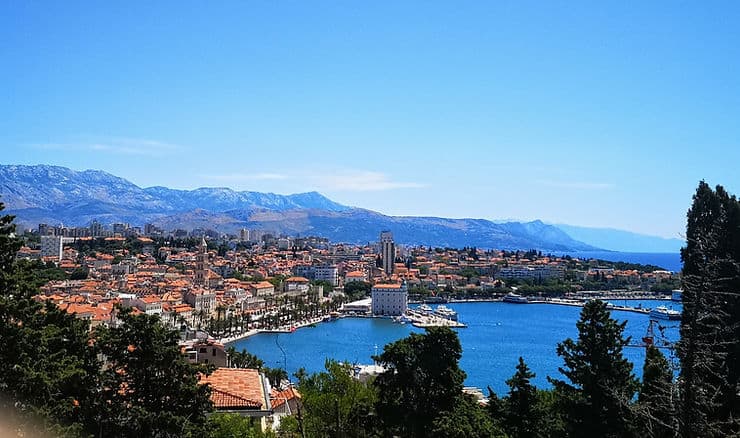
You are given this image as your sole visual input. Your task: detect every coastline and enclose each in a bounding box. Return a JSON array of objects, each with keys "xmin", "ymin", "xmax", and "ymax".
[
  {"xmin": 219, "ymin": 315, "xmax": 328, "ymax": 346},
  {"xmin": 220, "ymin": 295, "xmax": 676, "ymax": 344}
]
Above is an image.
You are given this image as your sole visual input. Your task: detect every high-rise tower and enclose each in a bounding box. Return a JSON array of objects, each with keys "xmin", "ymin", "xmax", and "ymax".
[{"xmin": 379, "ymin": 231, "xmax": 395, "ymax": 275}]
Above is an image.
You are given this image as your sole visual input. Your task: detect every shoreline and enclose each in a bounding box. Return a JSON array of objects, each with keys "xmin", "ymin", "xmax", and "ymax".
[
  {"xmin": 219, "ymin": 296, "xmax": 677, "ymax": 344},
  {"xmin": 219, "ymin": 315, "xmax": 329, "ymax": 346}
]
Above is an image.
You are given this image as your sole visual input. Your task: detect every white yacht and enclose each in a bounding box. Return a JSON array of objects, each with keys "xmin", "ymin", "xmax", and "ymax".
[{"xmin": 433, "ymin": 305, "xmax": 458, "ymax": 321}]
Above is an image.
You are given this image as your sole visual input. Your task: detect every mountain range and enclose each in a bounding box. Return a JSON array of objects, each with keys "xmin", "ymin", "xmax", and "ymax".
[{"xmin": 0, "ymin": 164, "xmax": 683, "ymax": 252}]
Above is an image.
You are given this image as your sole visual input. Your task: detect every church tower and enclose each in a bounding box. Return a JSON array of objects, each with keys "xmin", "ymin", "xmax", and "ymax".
[{"xmin": 195, "ymin": 237, "xmax": 209, "ymax": 287}]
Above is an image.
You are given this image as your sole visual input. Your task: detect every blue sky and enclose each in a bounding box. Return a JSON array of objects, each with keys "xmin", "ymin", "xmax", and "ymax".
[{"xmin": 2, "ymin": 1, "xmax": 739, "ymax": 238}]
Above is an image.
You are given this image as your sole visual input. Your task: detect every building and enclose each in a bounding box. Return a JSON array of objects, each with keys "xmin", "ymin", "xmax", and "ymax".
[
  {"xmin": 294, "ymin": 265, "xmax": 339, "ymax": 286},
  {"xmin": 240, "ymin": 228, "xmax": 250, "ymax": 241},
  {"xmin": 194, "ymin": 237, "xmax": 209, "ymax": 287},
  {"xmin": 198, "ymin": 368, "xmax": 273, "ymax": 430},
  {"xmin": 284, "ymin": 277, "xmax": 310, "ymax": 295},
  {"xmin": 183, "ymin": 339, "xmax": 228, "ymax": 367},
  {"xmin": 185, "ymin": 289, "xmax": 216, "ymax": 315},
  {"xmin": 344, "ymin": 270, "xmax": 368, "ymax": 284},
  {"xmin": 248, "ymin": 281, "xmax": 275, "ymax": 297},
  {"xmin": 89, "ymin": 220, "xmax": 103, "ymax": 237},
  {"xmin": 495, "ymin": 265, "xmax": 565, "ymax": 281},
  {"xmin": 40, "ymin": 235, "xmax": 63, "ymax": 261},
  {"xmin": 133, "ymin": 295, "xmax": 163, "ymax": 315},
  {"xmin": 371, "ymin": 281, "xmax": 408, "ymax": 316},
  {"xmin": 379, "ymin": 231, "xmax": 395, "ymax": 275},
  {"xmin": 38, "ymin": 223, "xmax": 51, "ymax": 236}
]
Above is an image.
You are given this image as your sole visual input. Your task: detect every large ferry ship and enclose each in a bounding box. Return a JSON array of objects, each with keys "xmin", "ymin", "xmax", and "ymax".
[{"xmin": 649, "ymin": 306, "xmax": 681, "ymax": 321}]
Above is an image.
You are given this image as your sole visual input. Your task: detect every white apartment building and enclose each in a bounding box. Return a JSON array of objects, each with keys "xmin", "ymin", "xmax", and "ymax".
[
  {"xmin": 496, "ymin": 265, "xmax": 565, "ymax": 281},
  {"xmin": 40, "ymin": 235, "xmax": 64, "ymax": 261},
  {"xmin": 371, "ymin": 281, "xmax": 408, "ymax": 316},
  {"xmin": 295, "ymin": 265, "xmax": 339, "ymax": 286}
]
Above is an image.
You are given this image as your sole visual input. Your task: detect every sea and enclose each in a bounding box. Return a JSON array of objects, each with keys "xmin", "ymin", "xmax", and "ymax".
[
  {"xmin": 232, "ymin": 300, "xmax": 682, "ymax": 395},
  {"xmin": 562, "ymin": 251, "xmax": 682, "ymax": 273}
]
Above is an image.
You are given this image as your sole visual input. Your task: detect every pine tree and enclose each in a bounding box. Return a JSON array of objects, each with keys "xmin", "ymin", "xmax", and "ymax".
[
  {"xmin": 373, "ymin": 327, "xmax": 466, "ymax": 438},
  {"xmin": 549, "ymin": 299, "xmax": 639, "ymax": 438},
  {"xmin": 95, "ymin": 308, "xmax": 214, "ymax": 437},
  {"xmin": 637, "ymin": 345, "xmax": 676, "ymax": 438},
  {"xmin": 678, "ymin": 181, "xmax": 740, "ymax": 437},
  {"xmin": 0, "ymin": 201, "xmax": 102, "ymax": 436},
  {"xmin": 504, "ymin": 357, "xmax": 541, "ymax": 438}
]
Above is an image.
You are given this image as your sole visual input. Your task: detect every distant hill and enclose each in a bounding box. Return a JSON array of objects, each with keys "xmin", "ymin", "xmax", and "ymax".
[
  {"xmin": 555, "ymin": 224, "xmax": 684, "ymax": 253},
  {"xmin": 0, "ymin": 163, "xmax": 608, "ymax": 251}
]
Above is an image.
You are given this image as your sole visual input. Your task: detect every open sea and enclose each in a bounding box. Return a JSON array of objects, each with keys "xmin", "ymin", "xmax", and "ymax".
[{"xmin": 232, "ymin": 300, "xmax": 682, "ymax": 394}]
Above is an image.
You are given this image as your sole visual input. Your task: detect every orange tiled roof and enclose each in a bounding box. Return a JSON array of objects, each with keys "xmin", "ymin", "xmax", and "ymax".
[
  {"xmin": 373, "ymin": 283, "xmax": 403, "ymax": 289},
  {"xmin": 200, "ymin": 368, "xmax": 268, "ymax": 410},
  {"xmin": 270, "ymin": 387, "xmax": 301, "ymax": 409}
]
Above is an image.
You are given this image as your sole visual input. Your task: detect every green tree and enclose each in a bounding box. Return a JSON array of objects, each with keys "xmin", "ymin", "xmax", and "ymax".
[
  {"xmin": 209, "ymin": 412, "xmax": 275, "ymax": 438},
  {"xmin": 0, "ymin": 202, "xmax": 101, "ymax": 436},
  {"xmin": 96, "ymin": 308, "xmax": 214, "ymax": 437},
  {"xmin": 227, "ymin": 346, "xmax": 265, "ymax": 369},
  {"xmin": 429, "ymin": 394, "xmax": 502, "ymax": 438},
  {"xmin": 263, "ymin": 367, "xmax": 289, "ymax": 388},
  {"xmin": 637, "ymin": 345, "xmax": 676, "ymax": 438},
  {"xmin": 297, "ymin": 360, "xmax": 378, "ymax": 437},
  {"xmin": 678, "ymin": 181, "xmax": 740, "ymax": 437},
  {"xmin": 504, "ymin": 357, "xmax": 542, "ymax": 438},
  {"xmin": 343, "ymin": 281, "xmax": 372, "ymax": 301},
  {"xmin": 69, "ymin": 267, "xmax": 89, "ymax": 280},
  {"xmin": 549, "ymin": 300, "xmax": 639, "ymax": 438},
  {"xmin": 373, "ymin": 327, "xmax": 466, "ymax": 437}
]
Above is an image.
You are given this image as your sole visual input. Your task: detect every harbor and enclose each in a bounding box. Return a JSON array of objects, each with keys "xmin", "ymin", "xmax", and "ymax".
[{"xmin": 231, "ymin": 300, "xmax": 682, "ymax": 395}]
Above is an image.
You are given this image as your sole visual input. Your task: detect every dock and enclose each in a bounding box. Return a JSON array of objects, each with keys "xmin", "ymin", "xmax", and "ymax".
[{"xmin": 527, "ymin": 298, "xmax": 653, "ymax": 315}]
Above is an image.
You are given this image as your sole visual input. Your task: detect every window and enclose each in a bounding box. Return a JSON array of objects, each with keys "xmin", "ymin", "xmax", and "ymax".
[
  {"xmin": 212, "ymin": 348, "xmax": 217, "ymax": 357},
  {"xmin": 199, "ymin": 348, "xmax": 207, "ymax": 353}
]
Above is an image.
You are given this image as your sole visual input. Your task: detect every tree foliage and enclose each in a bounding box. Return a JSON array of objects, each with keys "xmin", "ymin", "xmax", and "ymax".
[
  {"xmin": 678, "ymin": 181, "xmax": 740, "ymax": 437},
  {"xmin": 549, "ymin": 300, "xmax": 639, "ymax": 438},
  {"xmin": 95, "ymin": 309, "xmax": 214, "ymax": 437},
  {"xmin": 296, "ymin": 360, "xmax": 378, "ymax": 437},
  {"xmin": 637, "ymin": 345, "xmax": 676, "ymax": 438},
  {"xmin": 373, "ymin": 327, "xmax": 496, "ymax": 438},
  {"xmin": 504, "ymin": 357, "xmax": 543, "ymax": 438}
]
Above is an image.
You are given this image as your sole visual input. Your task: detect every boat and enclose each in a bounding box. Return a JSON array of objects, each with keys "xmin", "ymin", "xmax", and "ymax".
[
  {"xmin": 649, "ymin": 306, "xmax": 681, "ymax": 321},
  {"xmin": 502, "ymin": 293, "xmax": 529, "ymax": 304},
  {"xmin": 433, "ymin": 305, "xmax": 458, "ymax": 321},
  {"xmin": 419, "ymin": 304, "xmax": 433, "ymax": 314},
  {"xmin": 671, "ymin": 290, "xmax": 682, "ymax": 302},
  {"xmin": 393, "ymin": 315, "xmax": 411, "ymax": 324}
]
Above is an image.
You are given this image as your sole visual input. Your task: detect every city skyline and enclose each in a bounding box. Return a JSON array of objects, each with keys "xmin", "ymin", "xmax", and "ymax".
[{"xmin": 3, "ymin": 2, "xmax": 740, "ymax": 238}]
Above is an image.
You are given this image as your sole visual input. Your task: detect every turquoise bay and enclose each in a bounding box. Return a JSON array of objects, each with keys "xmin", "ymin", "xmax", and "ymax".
[{"xmin": 233, "ymin": 301, "xmax": 681, "ymax": 394}]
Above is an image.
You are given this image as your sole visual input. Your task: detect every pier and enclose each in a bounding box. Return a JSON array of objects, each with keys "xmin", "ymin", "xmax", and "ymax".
[{"xmin": 526, "ymin": 298, "xmax": 653, "ymax": 315}]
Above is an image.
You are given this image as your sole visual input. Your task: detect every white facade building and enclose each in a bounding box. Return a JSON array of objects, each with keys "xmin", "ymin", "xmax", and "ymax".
[
  {"xmin": 40, "ymin": 235, "xmax": 64, "ymax": 261},
  {"xmin": 295, "ymin": 265, "xmax": 339, "ymax": 286},
  {"xmin": 371, "ymin": 281, "xmax": 408, "ymax": 316}
]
